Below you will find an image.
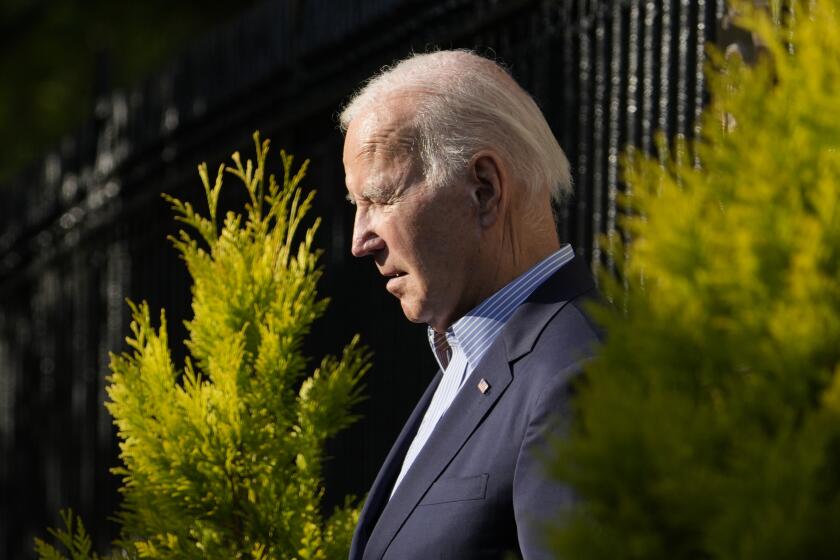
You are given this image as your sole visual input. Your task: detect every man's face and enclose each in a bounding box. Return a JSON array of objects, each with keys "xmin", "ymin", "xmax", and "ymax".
[{"xmin": 342, "ymin": 101, "xmax": 482, "ymax": 332}]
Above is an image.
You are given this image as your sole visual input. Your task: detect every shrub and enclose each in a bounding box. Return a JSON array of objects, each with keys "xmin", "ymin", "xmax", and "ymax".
[
  {"xmin": 551, "ymin": 1, "xmax": 840, "ymax": 558},
  {"xmin": 36, "ymin": 133, "xmax": 369, "ymax": 559}
]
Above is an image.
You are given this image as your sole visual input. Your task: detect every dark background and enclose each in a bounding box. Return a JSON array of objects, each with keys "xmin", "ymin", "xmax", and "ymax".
[{"xmin": 0, "ymin": 0, "xmax": 728, "ymax": 557}]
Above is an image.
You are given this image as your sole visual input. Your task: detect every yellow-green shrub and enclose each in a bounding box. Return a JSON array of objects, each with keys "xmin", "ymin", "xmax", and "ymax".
[
  {"xmin": 36, "ymin": 134, "xmax": 369, "ymax": 559},
  {"xmin": 551, "ymin": 2, "xmax": 840, "ymax": 558}
]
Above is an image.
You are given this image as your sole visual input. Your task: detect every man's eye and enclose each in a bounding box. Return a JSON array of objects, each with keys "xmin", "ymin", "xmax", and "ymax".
[
  {"xmin": 358, "ymin": 197, "xmax": 387, "ymax": 208},
  {"xmin": 350, "ymin": 198, "xmax": 377, "ymax": 209},
  {"xmin": 370, "ymin": 194, "xmax": 398, "ymax": 206}
]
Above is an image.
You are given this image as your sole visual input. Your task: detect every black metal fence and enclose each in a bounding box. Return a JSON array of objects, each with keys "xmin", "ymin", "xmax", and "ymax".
[{"xmin": 0, "ymin": 0, "xmax": 726, "ymax": 556}]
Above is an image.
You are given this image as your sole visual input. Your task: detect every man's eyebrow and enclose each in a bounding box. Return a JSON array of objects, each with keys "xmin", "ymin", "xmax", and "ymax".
[
  {"xmin": 362, "ymin": 183, "xmax": 392, "ymax": 200},
  {"xmin": 344, "ymin": 183, "xmax": 391, "ymax": 205}
]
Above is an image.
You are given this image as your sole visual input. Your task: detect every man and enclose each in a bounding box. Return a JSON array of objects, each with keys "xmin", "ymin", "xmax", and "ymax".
[{"xmin": 341, "ymin": 50, "xmax": 600, "ymax": 560}]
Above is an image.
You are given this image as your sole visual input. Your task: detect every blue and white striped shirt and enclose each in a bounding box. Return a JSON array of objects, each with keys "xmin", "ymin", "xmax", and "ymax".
[{"xmin": 390, "ymin": 244, "xmax": 576, "ymax": 495}]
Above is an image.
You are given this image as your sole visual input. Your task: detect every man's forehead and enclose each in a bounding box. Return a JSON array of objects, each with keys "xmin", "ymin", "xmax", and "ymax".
[
  {"xmin": 357, "ymin": 131, "xmax": 415, "ymax": 164},
  {"xmin": 345, "ymin": 98, "xmax": 419, "ymax": 159}
]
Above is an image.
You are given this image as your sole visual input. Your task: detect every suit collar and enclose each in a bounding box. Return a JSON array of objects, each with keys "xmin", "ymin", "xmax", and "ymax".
[
  {"xmin": 425, "ymin": 245, "xmax": 577, "ymax": 372},
  {"xmin": 502, "ymin": 254, "xmax": 595, "ymax": 361}
]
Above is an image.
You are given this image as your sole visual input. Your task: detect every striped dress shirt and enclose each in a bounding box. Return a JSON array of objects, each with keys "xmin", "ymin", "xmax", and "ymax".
[{"xmin": 390, "ymin": 244, "xmax": 576, "ymax": 496}]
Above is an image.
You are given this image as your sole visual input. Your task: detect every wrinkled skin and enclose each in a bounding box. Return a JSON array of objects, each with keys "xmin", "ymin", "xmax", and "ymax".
[{"xmin": 343, "ymin": 99, "xmax": 491, "ymax": 333}]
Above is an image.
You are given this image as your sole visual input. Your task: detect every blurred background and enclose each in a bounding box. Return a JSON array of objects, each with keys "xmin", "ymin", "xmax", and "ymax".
[{"xmin": 0, "ymin": 0, "xmax": 739, "ymax": 557}]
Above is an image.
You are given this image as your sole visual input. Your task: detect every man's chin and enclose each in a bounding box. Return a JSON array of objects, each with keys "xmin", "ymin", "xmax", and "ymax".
[{"xmin": 399, "ymin": 300, "xmax": 428, "ymax": 326}]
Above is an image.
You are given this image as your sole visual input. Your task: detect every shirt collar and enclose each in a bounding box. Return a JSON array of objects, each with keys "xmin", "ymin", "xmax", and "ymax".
[{"xmin": 427, "ymin": 244, "xmax": 576, "ymax": 372}]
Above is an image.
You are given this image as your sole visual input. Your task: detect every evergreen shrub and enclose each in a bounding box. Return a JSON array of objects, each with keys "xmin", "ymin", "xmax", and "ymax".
[
  {"xmin": 35, "ymin": 134, "xmax": 369, "ymax": 559},
  {"xmin": 551, "ymin": 1, "xmax": 840, "ymax": 558}
]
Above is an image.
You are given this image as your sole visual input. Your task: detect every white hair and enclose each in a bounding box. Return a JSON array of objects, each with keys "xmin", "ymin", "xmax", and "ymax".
[{"xmin": 339, "ymin": 50, "xmax": 572, "ymax": 203}]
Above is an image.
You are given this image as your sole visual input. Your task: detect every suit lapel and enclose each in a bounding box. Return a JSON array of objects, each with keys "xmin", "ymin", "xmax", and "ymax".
[
  {"xmin": 359, "ymin": 255, "xmax": 596, "ymax": 559},
  {"xmin": 363, "ymin": 341, "xmax": 513, "ymax": 559}
]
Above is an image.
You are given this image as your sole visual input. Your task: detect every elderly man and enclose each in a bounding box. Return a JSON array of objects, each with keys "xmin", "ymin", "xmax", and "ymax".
[{"xmin": 341, "ymin": 50, "xmax": 600, "ymax": 560}]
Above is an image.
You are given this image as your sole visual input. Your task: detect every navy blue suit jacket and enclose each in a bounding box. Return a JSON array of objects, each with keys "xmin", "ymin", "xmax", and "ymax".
[{"xmin": 349, "ymin": 256, "xmax": 601, "ymax": 560}]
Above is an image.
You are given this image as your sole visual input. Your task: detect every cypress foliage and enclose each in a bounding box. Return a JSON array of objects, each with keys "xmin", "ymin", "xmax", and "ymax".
[
  {"xmin": 35, "ymin": 134, "xmax": 369, "ymax": 559},
  {"xmin": 551, "ymin": 1, "xmax": 840, "ymax": 558}
]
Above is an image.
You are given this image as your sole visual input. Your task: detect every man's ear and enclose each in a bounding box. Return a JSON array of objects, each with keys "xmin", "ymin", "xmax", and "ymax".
[{"xmin": 470, "ymin": 152, "xmax": 505, "ymax": 229}]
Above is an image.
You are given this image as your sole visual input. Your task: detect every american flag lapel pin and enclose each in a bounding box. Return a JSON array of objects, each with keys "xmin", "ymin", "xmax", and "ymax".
[{"xmin": 477, "ymin": 378, "xmax": 490, "ymax": 394}]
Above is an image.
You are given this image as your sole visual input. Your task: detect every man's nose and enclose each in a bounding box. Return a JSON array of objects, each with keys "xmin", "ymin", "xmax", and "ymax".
[{"xmin": 351, "ymin": 210, "xmax": 385, "ymax": 257}]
